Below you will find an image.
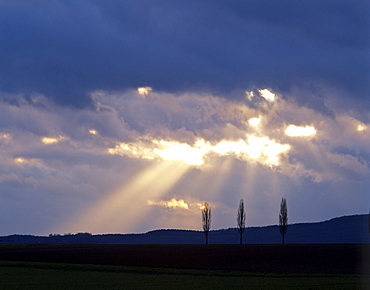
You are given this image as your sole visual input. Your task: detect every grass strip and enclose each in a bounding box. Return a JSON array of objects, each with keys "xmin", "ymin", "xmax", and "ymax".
[
  {"xmin": 0, "ymin": 261, "xmax": 365, "ymax": 290},
  {"xmin": 0, "ymin": 260, "xmax": 362, "ymax": 279}
]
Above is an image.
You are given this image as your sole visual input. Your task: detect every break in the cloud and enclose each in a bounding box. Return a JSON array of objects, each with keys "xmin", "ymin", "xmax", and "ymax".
[
  {"xmin": 0, "ymin": 0, "xmax": 368, "ymax": 110},
  {"xmin": 0, "ymin": 1, "xmax": 368, "ymax": 235}
]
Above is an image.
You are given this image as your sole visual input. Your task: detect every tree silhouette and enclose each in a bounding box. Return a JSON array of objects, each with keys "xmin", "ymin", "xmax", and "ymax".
[
  {"xmin": 237, "ymin": 199, "xmax": 246, "ymax": 244},
  {"xmin": 279, "ymin": 198, "xmax": 288, "ymax": 244},
  {"xmin": 202, "ymin": 202, "xmax": 212, "ymax": 244},
  {"xmin": 368, "ymin": 210, "xmax": 370, "ymax": 234}
]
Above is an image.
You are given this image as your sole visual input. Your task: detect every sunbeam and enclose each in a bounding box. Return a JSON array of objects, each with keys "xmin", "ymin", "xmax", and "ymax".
[
  {"xmin": 58, "ymin": 160, "xmax": 190, "ymax": 233},
  {"xmin": 140, "ymin": 156, "xmax": 236, "ymax": 231}
]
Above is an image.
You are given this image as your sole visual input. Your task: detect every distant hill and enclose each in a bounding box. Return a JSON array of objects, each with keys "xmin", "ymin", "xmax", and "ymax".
[{"xmin": 1, "ymin": 214, "xmax": 369, "ymax": 244}]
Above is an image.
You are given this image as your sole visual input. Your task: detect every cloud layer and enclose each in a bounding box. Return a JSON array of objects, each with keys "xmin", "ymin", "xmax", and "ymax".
[{"xmin": 0, "ymin": 1, "xmax": 368, "ymax": 109}]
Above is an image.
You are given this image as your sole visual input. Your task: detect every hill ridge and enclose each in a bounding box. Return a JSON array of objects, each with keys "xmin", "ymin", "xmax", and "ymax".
[{"xmin": 1, "ymin": 214, "xmax": 369, "ymax": 244}]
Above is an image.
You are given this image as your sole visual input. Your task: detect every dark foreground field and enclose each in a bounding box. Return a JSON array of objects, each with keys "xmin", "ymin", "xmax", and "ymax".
[
  {"xmin": 0, "ymin": 244, "xmax": 369, "ymax": 289},
  {"xmin": 0, "ymin": 243, "xmax": 369, "ymax": 273}
]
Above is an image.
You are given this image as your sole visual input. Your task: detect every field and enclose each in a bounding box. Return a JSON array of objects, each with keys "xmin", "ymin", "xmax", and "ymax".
[{"xmin": 0, "ymin": 244, "xmax": 369, "ymax": 289}]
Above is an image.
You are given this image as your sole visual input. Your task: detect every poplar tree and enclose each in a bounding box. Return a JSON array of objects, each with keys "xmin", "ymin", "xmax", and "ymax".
[
  {"xmin": 279, "ymin": 198, "xmax": 288, "ymax": 244},
  {"xmin": 237, "ymin": 199, "xmax": 246, "ymax": 244},
  {"xmin": 202, "ymin": 202, "xmax": 212, "ymax": 244}
]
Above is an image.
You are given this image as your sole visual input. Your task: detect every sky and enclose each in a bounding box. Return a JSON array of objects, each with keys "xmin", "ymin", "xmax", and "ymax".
[{"xmin": 0, "ymin": 0, "xmax": 369, "ymax": 235}]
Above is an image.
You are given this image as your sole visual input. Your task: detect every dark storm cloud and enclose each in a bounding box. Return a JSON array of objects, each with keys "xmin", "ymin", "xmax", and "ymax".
[{"xmin": 0, "ymin": 0, "xmax": 368, "ymax": 108}]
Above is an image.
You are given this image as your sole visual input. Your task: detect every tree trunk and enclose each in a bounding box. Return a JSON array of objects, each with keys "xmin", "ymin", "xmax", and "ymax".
[
  {"xmin": 282, "ymin": 234, "xmax": 285, "ymax": 245},
  {"xmin": 205, "ymin": 232, "xmax": 208, "ymax": 245}
]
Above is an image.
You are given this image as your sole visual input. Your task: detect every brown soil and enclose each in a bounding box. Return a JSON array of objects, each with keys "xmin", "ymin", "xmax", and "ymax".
[{"xmin": 0, "ymin": 244, "xmax": 368, "ymax": 274}]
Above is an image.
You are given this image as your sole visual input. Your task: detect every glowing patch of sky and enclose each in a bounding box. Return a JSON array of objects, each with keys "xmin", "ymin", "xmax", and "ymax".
[
  {"xmin": 14, "ymin": 157, "xmax": 40, "ymax": 165},
  {"xmin": 89, "ymin": 129, "xmax": 98, "ymax": 135},
  {"xmin": 357, "ymin": 124, "xmax": 366, "ymax": 131},
  {"xmin": 258, "ymin": 89, "xmax": 275, "ymax": 101},
  {"xmin": 137, "ymin": 86, "xmax": 152, "ymax": 97},
  {"xmin": 153, "ymin": 140, "xmax": 207, "ymax": 166},
  {"xmin": 285, "ymin": 125, "xmax": 316, "ymax": 137},
  {"xmin": 41, "ymin": 136, "xmax": 65, "ymax": 145},
  {"xmin": 42, "ymin": 137, "xmax": 59, "ymax": 144},
  {"xmin": 147, "ymin": 198, "xmax": 189, "ymax": 209},
  {"xmin": 14, "ymin": 157, "xmax": 26, "ymax": 164},
  {"xmin": 198, "ymin": 203, "xmax": 207, "ymax": 210},
  {"xmin": 109, "ymin": 135, "xmax": 290, "ymax": 167},
  {"xmin": 248, "ymin": 117, "xmax": 261, "ymax": 127}
]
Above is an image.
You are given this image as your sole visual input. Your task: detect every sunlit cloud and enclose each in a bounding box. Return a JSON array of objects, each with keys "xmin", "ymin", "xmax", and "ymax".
[
  {"xmin": 245, "ymin": 91, "xmax": 254, "ymax": 100},
  {"xmin": 208, "ymin": 136, "xmax": 290, "ymax": 165},
  {"xmin": 89, "ymin": 129, "xmax": 98, "ymax": 135},
  {"xmin": 41, "ymin": 136, "xmax": 65, "ymax": 145},
  {"xmin": 108, "ymin": 139, "xmax": 207, "ymax": 165},
  {"xmin": 148, "ymin": 198, "xmax": 189, "ymax": 209},
  {"xmin": 153, "ymin": 140, "xmax": 207, "ymax": 166},
  {"xmin": 137, "ymin": 86, "xmax": 152, "ymax": 97},
  {"xmin": 109, "ymin": 135, "xmax": 290, "ymax": 167},
  {"xmin": 0, "ymin": 133, "xmax": 10, "ymax": 139},
  {"xmin": 108, "ymin": 141, "xmax": 157, "ymax": 161},
  {"xmin": 14, "ymin": 157, "xmax": 40, "ymax": 165},
  {"xmin": 258, "ymin": 89, "xmax": 275, "ymax": 102},
  {"xmin": 14, "ymin": 157, "xmax": 26, "ymax": 164},
  {"xmin": 146, "ymin": 197, "xmax": 218, "ymax": 231},
  {"xmin": 357, "ymin": 124, "xmax": 367, "ymax": 132},
  {"xmin": 250, "ymin": 136, "xmax": 290, "ymax": 164},
  {"xmin": 108, "ymin": 139, "xmax": 208, "ymax": 166},
  {"xmin": 42, "ymin": 137, "xmax": 59, "ymax": 144},
  {"xmin": 197, "ymin": 203, "xmax": 206, "ymax": 210},
  {"xmin": 285, "ymin": 125, "xmax": 316, "ymax": 137},
  {"xmin": 248, "ymin": 117, "xmax": 261, "ymax": 127}
]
